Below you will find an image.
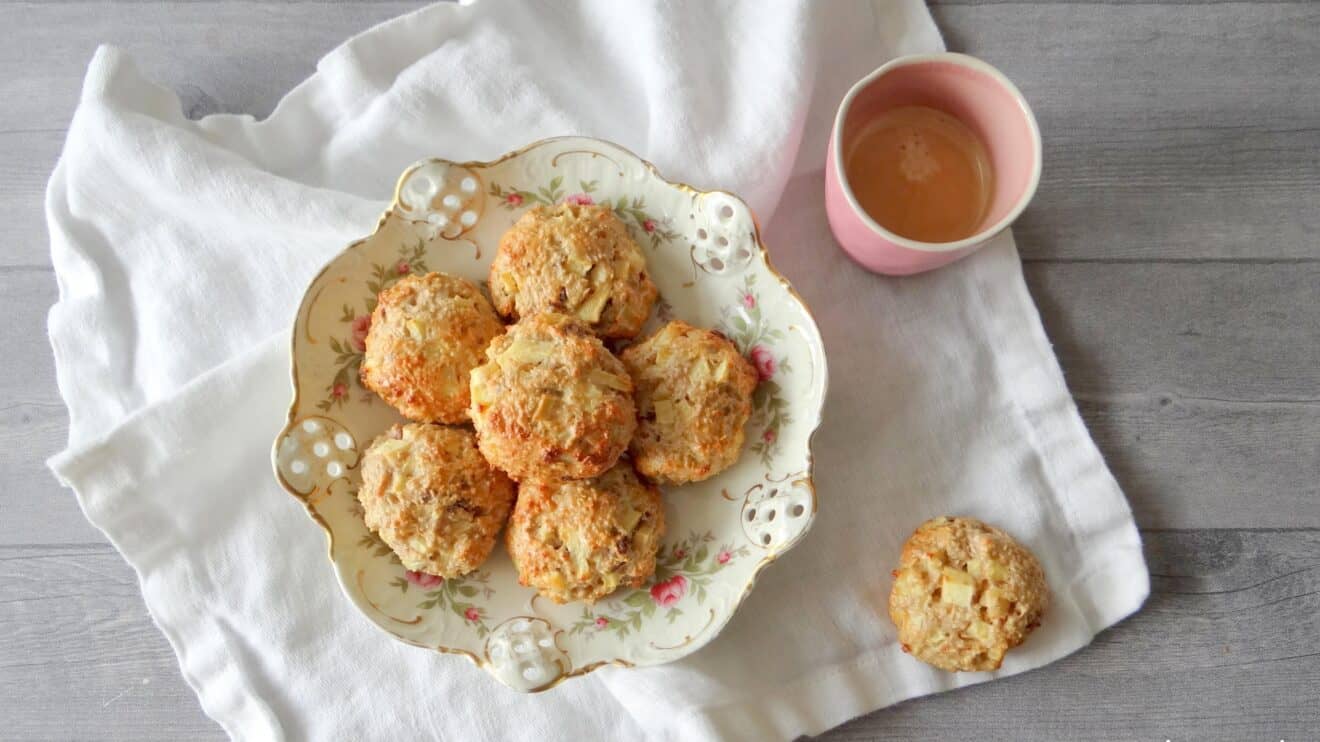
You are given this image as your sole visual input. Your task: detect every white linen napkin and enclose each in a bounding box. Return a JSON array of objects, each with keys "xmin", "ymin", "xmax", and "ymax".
[{"xmin": 46, "ymin": 1, "xmax": 1149, "ymax": 740}]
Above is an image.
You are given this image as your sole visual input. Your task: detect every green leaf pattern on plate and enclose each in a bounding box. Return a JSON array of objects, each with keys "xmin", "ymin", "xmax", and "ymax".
[
  {"xmin": 316, "ymin": 240, "xmax": 429, "ymax": 412},
  {"xmin": 412, "ymin": 571, "xmax": 496, "ymax": 638},
  {"xmin": 568, "ymin": 531, "xmax": 751, "ymax": 639},
  {"xmin": 721, "ymin": 274, "xmax": 794, "ymax": 466},
  {"xmin": 487, "ymin": 176, "xmax": 681, "ymax": 249}
]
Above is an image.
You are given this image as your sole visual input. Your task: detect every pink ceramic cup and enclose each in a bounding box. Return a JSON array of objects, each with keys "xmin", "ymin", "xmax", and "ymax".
[{"xmin": 825, "ymin": 53, "xmax": 1042, "ymax": 275}]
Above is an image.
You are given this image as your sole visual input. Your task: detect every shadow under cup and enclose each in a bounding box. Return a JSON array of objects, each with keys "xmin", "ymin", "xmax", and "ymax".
[{"xmin": 826, "ymin": 54, "xmax": 1042, "ymax": 275}]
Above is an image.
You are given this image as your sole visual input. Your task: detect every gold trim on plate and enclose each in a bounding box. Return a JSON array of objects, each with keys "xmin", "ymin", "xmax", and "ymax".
[
  {"xmin": 550, "ymin": 148, "xmax": 625, "ymax": 175},
  {"xmin": 356, "ymin": 569, "xmax": 424, "ymax": 625},
  {"xmin": 648, "ymin": 608, "xmax": 717, "ymax": 651},
  {"xmin": 270, "ymin": 135, "xmax": 828, "ymax": 690}
]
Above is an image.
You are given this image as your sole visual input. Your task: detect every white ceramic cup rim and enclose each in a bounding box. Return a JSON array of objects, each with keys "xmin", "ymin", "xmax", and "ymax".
[{"xmin": 830, "ymin": 52, "xmax": 1043, "ymax": 254}]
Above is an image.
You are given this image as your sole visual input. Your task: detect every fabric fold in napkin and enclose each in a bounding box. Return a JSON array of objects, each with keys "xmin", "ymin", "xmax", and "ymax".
[{"xmin": 46, "ymin": 1, "xmax": 1148, "ymax": 740}]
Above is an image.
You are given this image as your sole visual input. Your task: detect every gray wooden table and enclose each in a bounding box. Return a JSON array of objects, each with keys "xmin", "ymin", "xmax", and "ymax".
[{"xmin": 3, "ymin": 2, "xmax": 1318, "ymax": 740}]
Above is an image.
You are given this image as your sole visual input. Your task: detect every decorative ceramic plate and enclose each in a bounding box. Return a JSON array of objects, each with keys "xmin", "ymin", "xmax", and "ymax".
[{"xmin": 272, "ymin": 137, "xmax": 827, "ymax": 691}]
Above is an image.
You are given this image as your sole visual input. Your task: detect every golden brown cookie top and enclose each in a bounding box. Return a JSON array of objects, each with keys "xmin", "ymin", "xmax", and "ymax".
[
  {"xmin": 357, "ymin": 423, "xmax": 515, "ymax": 577},
  {"xmin": 505, "ymin": 461, "xmax": 665, "ymax": 604},
  {"xmin": 489, "ymin": 204, "xmax": 657, "ymax": 339},
  {"xmin": 621, "ymin": 320, "xmax": 758, "ymax": 484},
  {"xmin": 468, "ymin": 313, "xmax": 636, "ymax": 481},
  {"xmin": 888, "ymin": 516, "xmax": 1049, "ymax": 672},
  {"xmin": 360, "ymin": 272, "xmax": 504, "ymax": 424}
]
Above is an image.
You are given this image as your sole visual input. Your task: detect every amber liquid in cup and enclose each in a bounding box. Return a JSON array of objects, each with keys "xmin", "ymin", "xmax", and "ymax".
[{"xmin": 843, "ymin": 105, "xmax": 995, "ymax": 244}]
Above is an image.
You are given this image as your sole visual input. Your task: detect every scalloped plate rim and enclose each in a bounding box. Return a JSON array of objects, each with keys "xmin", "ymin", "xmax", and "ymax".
[{"xmin": 270, "ymin": 135, "xmax": 829, "ymax": 690}]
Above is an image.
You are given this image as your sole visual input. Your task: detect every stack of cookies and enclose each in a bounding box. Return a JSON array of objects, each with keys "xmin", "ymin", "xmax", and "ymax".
[
  {"xmin": 352, "ymin": 202, "xmax": 1050, "ymax": 672},
  {"xmin": 355, "ymin": 203, "xmax": 757, "ymax": 605}
]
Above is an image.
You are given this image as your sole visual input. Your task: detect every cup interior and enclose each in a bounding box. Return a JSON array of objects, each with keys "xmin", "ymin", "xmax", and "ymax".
[{"xmin": 838, "ymin": 56, "xmax": 1040, "ymax": 246}]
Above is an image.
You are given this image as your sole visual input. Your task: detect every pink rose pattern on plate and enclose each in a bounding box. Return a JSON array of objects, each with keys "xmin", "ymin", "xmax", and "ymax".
[
  {"xmin": 318, "ymin": 240, "xmax": 430, "ymax": 412},
  {"xmin": 749, "ymin": 345, "xmax": 776, "ymax": 381},
  {"xmin": 570, "ymin": 531, "xmax": 751, "ymax": 639},
  {"xmin": 404, "ymin": 570, "xmax": 443, "ymax": 589},
  {"xmin": 356, "ymin": 531, "xmax": 495, "ymax": 635},
  {"xmin": 322, "ymin": 159, "xmax": 801, "ymax": 652},
  {"xmin": 721, "ymin": 274, "xmax": 793, "ymax": 465},
  {"xmin": 488, "ymin": 176, "xmax": 680, "ymax": 249},
  {"xmin": 349, "ymin": 315, "xmax": 371, "ymax": 353},
  {"xmin": 649, "ymin": 575, "xmax": 687, "ymax": 607},
  {"xmin": 390, "ymin": 566, "xmax": 496, "ymax": 637},
  {"xmin": 341, "ymin": 249, "xmax": 792, "ymax": 641}
]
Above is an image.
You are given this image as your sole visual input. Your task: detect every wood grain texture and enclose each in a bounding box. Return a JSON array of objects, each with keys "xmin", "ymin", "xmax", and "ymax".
[
  {"xmin": 1025, "ymin": 263, "xmax": 1320, "ymax": 528},
  {"xmin": 2, "ymin": 0, "xmax": 1317, "ymax": 739},
  {"xmin": 828, "ymin": 529, "xmax": 1320, "ymax": 741},
  {"xmin": 3, "ymin": 531, "xmax": 1317, "ymax": 740},
  {"xmin": 0, "ymin": 544, "xmax": 223, "ymax": 741},
  {"xmin": 3, "ymin": 2, "xmax": 1318, "ymax": 267},
  {"xmin": 0, "ymin": 1, "xmax": 419, "ymax": 269},
  {"xmin": 931, "ymin": 1, "xmax": 1320, "ymax": 262}
]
